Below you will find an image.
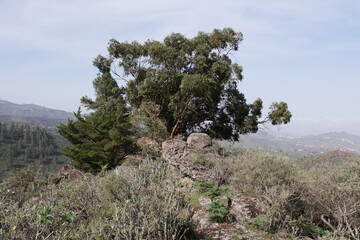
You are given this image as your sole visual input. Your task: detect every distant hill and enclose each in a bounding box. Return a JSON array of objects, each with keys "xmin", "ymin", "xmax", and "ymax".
[
  {"xmin": 234, "ymin": 131, "xmax": 360, "ymax": 157},
  {"xmin": 0, "ymin": 99, "xmax": 74, "ymax": 127}
]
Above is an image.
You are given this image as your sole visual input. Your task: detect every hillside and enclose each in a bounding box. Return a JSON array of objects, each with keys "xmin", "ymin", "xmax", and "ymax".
[
  {"xmin": 235, "ymin": 131, "xmax": 360, "ymax": 156},
  {"xmin": 0, "ymin": 122, "xmax": 70, "ymax": 179},
  {"xmin": 0, "ymin": 99, "xmax": 73, "ymax": 127},
  {"xmin": 1, "ymin": 133, "xmax": 359, "ymax": 239}
]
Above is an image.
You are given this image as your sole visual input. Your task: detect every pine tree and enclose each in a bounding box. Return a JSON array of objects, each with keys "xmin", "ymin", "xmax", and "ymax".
[
  {"xmin": 0, "ymin": 123, "xmax": 4, "ymax": 140},
  {"xmin": 58, "ymin": 73, "xmax": 138, "ymax": 174}
]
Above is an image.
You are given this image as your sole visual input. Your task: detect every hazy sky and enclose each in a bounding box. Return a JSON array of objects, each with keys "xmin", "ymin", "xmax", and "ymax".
[{"xmin": 1, "ymin": 0, "xmax": 359, "ymax": 136}]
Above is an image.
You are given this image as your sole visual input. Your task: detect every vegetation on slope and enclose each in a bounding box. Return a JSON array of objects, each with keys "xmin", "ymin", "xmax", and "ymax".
[
  {"xmin": 0, "ymin": 159, "xmax": 195, "ymax": 240},
  {"xmin": 0, "ymin": 146, "xmax": 358, "ymax": 239},
  {"xmin": 0, "ymin": 122, "xmax": 70, "ymax": 179}
]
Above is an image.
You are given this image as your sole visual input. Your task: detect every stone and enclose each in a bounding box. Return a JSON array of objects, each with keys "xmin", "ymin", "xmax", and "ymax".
[
  {"xmin": 187, "ymin": 133, "xmax": 212, "ymax": 152},
  {"xmin": 192, "ymin": 206, "xmax": 220, "ymax": 231},
  {"xmin": 198, "ymin": 195, "xmax": 212, "ymax": 207},
  {"xmin": 47, "ymin": 165, "xmax": 84, "ymax": 185},
  {"xmin": 229, "ymin": 195, "xmax": 267, "ymax": 223},
  {"xmin": 161, "ymin": 134, "xmax": 215, "ymax": 181},
  {"xmin": 162, "ymin": 139, "xmax": 187, "ymax": 160}
]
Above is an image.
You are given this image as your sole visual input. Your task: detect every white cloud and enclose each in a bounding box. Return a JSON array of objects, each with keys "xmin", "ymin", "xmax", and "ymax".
[{"xmin": 1, "ymin": 0, "xmax": 358, "ymax": 57}]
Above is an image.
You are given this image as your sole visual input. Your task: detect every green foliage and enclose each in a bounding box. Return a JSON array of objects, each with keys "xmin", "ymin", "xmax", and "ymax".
[
  {"xmin": 246, "ymin": 216, "xmax": 270, "ymax": 231},
  {"xmin": 196, "ymin": 180, "xmax": 228, "ymax": 199},
  {"xmin": 132, "ymin": 101, "xmax": 168, "ymax": 142},
  {"xmin": 0, "ymin": 122, "xmax": 69, "ymax": 179},
  {"xmin": 207, "ymin": 199, "xmax": 230, "ymax": 223},
  {"xmin": 94, "ymin": 28, "xmax": 291, "ymax": 141},
  {"xmin": 36, "ymin": 203, "xmax": 53, "ymax": 225},
  {"xmin": 268, "ymin": 102, "xmax": 292, "ymax": 125},
  {"xmin": 58, "ymin": 73, "xmax": 138, "ymax": 174}
]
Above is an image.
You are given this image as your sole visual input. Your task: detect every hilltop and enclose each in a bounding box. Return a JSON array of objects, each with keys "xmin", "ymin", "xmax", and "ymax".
[{"xmin": 0, "ymin": 99, "xmax": 73, "ymax": 127}]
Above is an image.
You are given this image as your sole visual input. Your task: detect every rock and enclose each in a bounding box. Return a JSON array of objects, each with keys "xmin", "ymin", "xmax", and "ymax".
[
  {"xmin": 47, "ymin": 165, "xmax": 84, "ymax": 185},
  {"xmin": 199, "ymin": 195, "xmax": 212, "ymax": 207},
  {"xmin": 162, "ymin": 139, "xmax": 187, "ymax": 160},
  {"xmin": 187, "ymin": 133, "xmax": 212, "ymax": 152},
  {"xmin": 229, "ymin": 195, "xmax": 267, "ymax": 223},
  {"xmin": 192, "ymin": 206, "xmax": 220, "ymax": 231},
  {"xmin": 160, "ymin": 133, "xmax": 271, "ymax": 239},
  {"xmin": 201, "ymin": 222, "xmax": 247, "ymax": 240},
  {"xmin": 192, "ymin": 204, "xmax": 248, "ymax": 240},
  {"xmin": 162, "ymin": 136, "xmax": 214, "ymax": 181},
  {"xmin": 175, "ymin": 177, "xmax": 196, "ymax": 195}
]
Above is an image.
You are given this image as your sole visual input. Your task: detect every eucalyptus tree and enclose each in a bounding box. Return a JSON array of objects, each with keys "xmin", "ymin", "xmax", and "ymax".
[{"xmin": 94, "ymin": 28, "xmax": 291, "ymax": 141}]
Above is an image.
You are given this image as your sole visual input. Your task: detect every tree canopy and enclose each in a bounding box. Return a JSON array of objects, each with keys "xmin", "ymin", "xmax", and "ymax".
[{"xmin": 93, "ymin": 27, "xmax": 291, "ymax": 141}]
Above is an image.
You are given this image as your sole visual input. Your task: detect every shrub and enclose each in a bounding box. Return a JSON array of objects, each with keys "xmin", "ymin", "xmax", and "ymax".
[
  {"xmin": 226, "ymin": 149, "xmax": 297, "ymax": 195},
  {"xmin": 196, "ymin": 180, "xmax": 228, "ymax": 199},
  {"xmin": 245, "ymin": 215, "xmax": 270, "ymax": 231},
  {"xmin": 0, "ymin": 167, "xmax": 45, "ymax": 205},
  {"xmin": 300, "ymin": 157, "xmax": 360, "ymax": 239},
  {"xmin": 207, "ymin": 199, "xmax": 230, "ymax": 223},
  {"xmin": 0, "ymin": 158, "xmax": 195, "ymax": 239}
]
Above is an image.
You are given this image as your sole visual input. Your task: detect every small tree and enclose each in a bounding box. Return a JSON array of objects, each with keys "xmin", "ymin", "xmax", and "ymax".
[
  {"xmin": 58, "ymin": 73, "xmax": 137, "ymax": 174},
  {"xmin": 94, "ymin": 27, "xmax": 291, "ymax": 141}
]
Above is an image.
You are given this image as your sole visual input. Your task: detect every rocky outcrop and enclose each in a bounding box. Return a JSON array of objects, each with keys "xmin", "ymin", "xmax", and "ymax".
[
  {"xmin": 161, "ymin": 133, "xmax": 269, "ymax": 240},
  {"xmin": 162, "ymin": 134, "xmax": 214, "ymax": 181}
]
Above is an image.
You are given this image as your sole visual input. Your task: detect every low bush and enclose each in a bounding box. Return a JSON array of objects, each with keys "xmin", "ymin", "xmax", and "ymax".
[
  {"xmin": 207, "ymin": 199, "xmax": 230, "ymax": 223},
  {"xmin": 209, "ymin": 147, "xmax": 360, "ymax": 239},
  {"xmin": 299, "ymin": 157, "xmax": 360, "ymax": 239},
  {"xmin": 0, "ymin": 158, "xmax": 195, "ymax": 239}
]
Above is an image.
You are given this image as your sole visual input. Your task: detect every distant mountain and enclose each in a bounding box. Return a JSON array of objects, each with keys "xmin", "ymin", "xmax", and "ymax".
[
  {"xmin": 234, "ymin": 131, "xmax": 360, "ymax": 156},
  {"xmin": 0, "ymin": 99, "xmax": 74, "ymax": 127}
]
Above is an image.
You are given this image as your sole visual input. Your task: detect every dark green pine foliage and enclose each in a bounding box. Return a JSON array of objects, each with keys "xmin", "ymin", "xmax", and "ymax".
[
  {"xmin": 58, "ymin": 73, "xmax": 137, "ymax": 174},
  {"xmin": 0, "ymin": 122, "xmax": 68, "ymax": 179},
  {"xmin": 95, "ymin": 28, "xmax": 291, "ymax": 141}
]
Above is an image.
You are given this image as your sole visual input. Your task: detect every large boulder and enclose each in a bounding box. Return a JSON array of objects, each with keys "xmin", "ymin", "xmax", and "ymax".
[{"xmin": 187, "ymin": 133, "xmax": 212, "ymax": 152}]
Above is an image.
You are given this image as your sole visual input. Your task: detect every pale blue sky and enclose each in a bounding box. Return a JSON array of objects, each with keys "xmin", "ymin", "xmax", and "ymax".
[{"xmin": 0, "ymin": 0, "xmax": 359, "ymax": 136}]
